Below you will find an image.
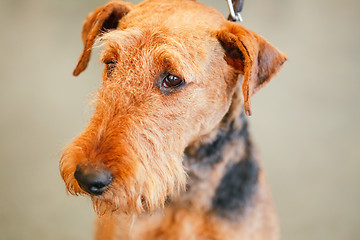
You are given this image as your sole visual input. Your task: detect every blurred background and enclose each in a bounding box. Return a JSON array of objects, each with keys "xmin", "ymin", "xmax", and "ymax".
[{"xmin": 0, "ymin": 0, "xmax": 359, "ymax": 239}]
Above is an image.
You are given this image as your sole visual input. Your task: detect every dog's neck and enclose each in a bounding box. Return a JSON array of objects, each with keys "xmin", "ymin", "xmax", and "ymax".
[{"xmin": 180, "ymin": 91, "xmax": 260, "ymax": 219}]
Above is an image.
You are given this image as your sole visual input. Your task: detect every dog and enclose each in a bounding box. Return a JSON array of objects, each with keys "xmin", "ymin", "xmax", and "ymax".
[{"xmin": 60, "ymin": 0, "xmax": 286, "ymax": 239}]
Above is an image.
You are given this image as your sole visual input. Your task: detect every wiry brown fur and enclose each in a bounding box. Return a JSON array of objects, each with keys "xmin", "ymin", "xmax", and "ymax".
[{"xmin": 60, "ymin": 0, "xmax": 286, "ymax": 239}]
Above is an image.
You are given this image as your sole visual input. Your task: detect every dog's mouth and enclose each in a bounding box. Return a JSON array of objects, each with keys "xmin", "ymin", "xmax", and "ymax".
[
  {"xmin": 63, "ymin": 168, "xmax": 152, "ymax": 215},
  {"xmin": 89, "ymin": 185, "xmax": 151, "ymax": 215},
  {"xmin": 60, "ymin": 132, "xmax": 188, "ymax": 215}
]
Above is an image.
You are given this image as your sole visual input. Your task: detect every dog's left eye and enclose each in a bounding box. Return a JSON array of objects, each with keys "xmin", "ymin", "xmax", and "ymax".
[{"xmin": 162, "ymin": 74, "xmax": 184, "ymax": 88}]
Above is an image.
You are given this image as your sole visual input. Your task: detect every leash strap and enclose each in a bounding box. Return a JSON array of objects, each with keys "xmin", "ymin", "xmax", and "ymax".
[{"xmin": 226, "ymin": 0, "xmax": 244, "ymax": 22}]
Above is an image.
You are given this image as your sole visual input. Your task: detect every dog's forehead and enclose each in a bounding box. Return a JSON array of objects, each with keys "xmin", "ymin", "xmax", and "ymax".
[
  {"xmin": 100, "ymin": 26, "xmax": 214, "ymax": 84},
  {"xmin": 98, "ymin": 1, "xmax": 228, "ymax": 83},
  {"xmin": 119, "ymin": 0, "xmax": 225, "ymax": 33}
]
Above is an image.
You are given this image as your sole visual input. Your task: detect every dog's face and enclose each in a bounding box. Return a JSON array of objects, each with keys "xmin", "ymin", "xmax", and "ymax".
[{"xmin": 60, "ymin": 0, "xmax": 286, "ymax": 215}]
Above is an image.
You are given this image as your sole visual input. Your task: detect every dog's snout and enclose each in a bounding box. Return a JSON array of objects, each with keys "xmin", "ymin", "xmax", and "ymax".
[{"xmin": 74, "ymin": 165, "xmax": 113, "ymax": 195}]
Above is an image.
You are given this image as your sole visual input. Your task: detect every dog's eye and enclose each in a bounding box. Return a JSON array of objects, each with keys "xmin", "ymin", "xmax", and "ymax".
[
  {"xmin": 105, "ymin": 60, "xmax": 117, "ymax": 77},
  {"xmin": 162, "ymin": 74, "xmax": 184, "ymax": 88}
]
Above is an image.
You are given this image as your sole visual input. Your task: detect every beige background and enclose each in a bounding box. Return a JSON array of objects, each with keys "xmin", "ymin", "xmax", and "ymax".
[{"xmin": 0, "ymin": 0, "xmax": 359, "ymax": 239}]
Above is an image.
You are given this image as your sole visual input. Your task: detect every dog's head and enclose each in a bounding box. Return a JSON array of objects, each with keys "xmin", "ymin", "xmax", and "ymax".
[{"xmin": 60, "ymin": 0, "xmax": 286, "ymax": 215}]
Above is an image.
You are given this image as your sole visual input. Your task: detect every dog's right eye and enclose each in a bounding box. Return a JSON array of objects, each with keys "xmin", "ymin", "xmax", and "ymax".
[{"xmin": 105, "ymin": 61, "xmax": 117, "ymax": 77}]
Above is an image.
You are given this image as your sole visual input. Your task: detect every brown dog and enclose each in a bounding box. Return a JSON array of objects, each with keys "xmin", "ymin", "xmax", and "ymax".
[{"xmin": 60, "ymin": 0, "xmax": 286, "ymax": 239}]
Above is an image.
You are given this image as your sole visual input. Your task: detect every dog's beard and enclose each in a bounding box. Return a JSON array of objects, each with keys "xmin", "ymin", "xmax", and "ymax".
[
  {"xmin": 60, "ymin": 99, "xmax": 189, "ymax": 215},
  {"xmin": 90, "ymin": 156, "xmax": 186, "ymax": 215},
  {"xmin": 60, "ymin": 145, "xmax": 187, "ymax": 216}
]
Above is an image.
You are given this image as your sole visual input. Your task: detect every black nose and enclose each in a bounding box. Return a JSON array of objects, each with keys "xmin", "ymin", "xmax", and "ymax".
[{"xmin": 74, "ymin": 165, "xmax": 113, "ymax": 195}]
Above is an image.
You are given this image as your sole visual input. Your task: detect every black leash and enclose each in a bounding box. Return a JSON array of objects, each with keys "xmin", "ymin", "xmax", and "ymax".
[{"xmin": 226, "ymin": 0, "xmax": 244, "ymax": 22}]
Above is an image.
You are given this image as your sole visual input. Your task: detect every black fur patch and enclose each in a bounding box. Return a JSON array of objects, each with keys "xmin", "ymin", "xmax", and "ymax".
[
  {"xmin": 184, "ymin": 112, "xmax": 248, "ymax": 166},
  {"xmin": 184, "ymin": 112, "xmax": 259, "ymax": 219},
  {"xmin": 211, "ymin": 139, "xmax": 259, "ymax": 219}
]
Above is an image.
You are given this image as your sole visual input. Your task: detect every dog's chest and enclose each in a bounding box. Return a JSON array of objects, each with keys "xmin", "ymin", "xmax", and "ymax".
[{"xmin": 131, "ymin": 208, "xmax": 232, "ymax": 240}]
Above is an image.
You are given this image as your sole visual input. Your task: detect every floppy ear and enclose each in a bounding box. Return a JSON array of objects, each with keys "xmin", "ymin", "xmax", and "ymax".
[
  {"xmin": 73, "ymin": 0, "xmax": 133, "ymax": 76},
  {"xmin": 216, "ymin": 22, "xmax": 287, "ymax": 115}
]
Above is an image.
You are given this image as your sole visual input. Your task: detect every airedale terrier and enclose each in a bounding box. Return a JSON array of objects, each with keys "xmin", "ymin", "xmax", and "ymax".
[{"xmin": 60, "ymin": 0, "xmax": 286, "ymax": 239}]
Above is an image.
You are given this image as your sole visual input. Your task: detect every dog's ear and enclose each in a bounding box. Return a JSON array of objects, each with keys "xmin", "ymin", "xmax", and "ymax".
[
  {"xmin": 216, "ymin": 22, "xmax": 287, "ymax": 115},
  {"xmin": 73, "ymin": 1, "xmax": 133, "ymax": 76}
]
